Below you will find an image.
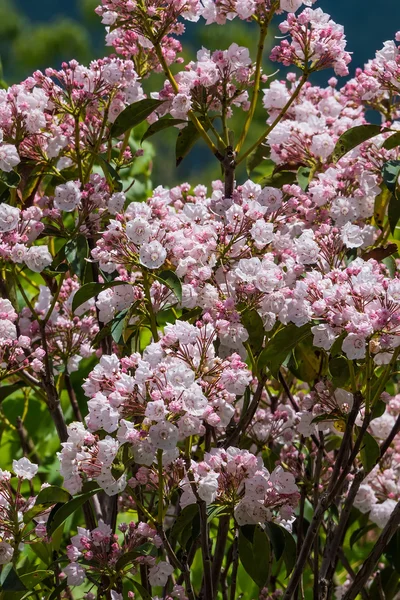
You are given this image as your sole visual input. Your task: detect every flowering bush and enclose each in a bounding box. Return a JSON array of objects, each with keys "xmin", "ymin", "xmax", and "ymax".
[{"xmin": 2, "ymin": 1, "xmax": 400, "ymax": 599}]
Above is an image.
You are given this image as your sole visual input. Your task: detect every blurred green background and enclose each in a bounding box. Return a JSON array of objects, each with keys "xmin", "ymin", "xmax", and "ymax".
[{"xmin": 4, "ymin": 0, "xmax": 400, "ymax": 187}]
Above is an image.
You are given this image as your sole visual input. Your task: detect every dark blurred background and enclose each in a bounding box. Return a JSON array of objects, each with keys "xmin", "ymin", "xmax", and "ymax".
[{"xmin": 5, "ymin": 0, "xmax": 400, "ymax": 186}]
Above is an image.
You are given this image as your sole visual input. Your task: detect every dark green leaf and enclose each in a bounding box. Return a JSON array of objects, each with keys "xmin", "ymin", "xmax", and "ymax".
[
  {"xmin": 72, "ymin": 281, "xmax": 129, "ymax": 313},
  {"xmin": 0, "ymin": 170, "xmax": 21, "ymax": 188},
  {"xmin": 65, "ymin": 235, "xmax": 89, "ymax": 279},
  {"xmin": 175, "ymin": 117, "xmax": 215, "ymax": 167},
  {"xmin": 388, "ymin": 192, "xmax": 400, "ymax": 234},
  {"xmin": 96, "ymin": 156, "xmax": 123, "ymax": 193},
  {"xmin": 262, "ymin": 448, "xmax": 279, "ymax": 472},
  {"xmin": 297, "ymin": 166, "xmax": 312, "ymax": 191},
  {"xmin": 157, "ymin": 270, "xmax": 182, "ymax": 303},
  {"xmin": 333, "ymin": 125, "xmax": 389, "ymax": 162},
  {"xmin": 359, "ymin": 429, "xmax": 380, "ymax": 472},
  {"xmin": 258, "ymin": 323, "xmax": 312, "ymax": 378},
  {"xmin": 132, "ymin": 580, "xmax": 154, "ymax": 600},
  {"xmin": 383, "ymin": 132, "xmax": 400, "ymax": 150},
  {"xmin": 116, "ymin": 550, "xmax": 142, "ymax": 571},
  {"xmin": 142, "ymin": 117, "xmax": 187, "ymax": 143},
  {"xmin": 48, "ymin": 578, "xmax": 68, "ymax": 600},
  {"xmin": 47, "ymin": 486, "xmax": 101, "ymax": 536},
  {"xmin": 36, "ymin": 486, "xmax": 71, "ymax": 505},
  {"xmin": 241, "ymin": 309, "xmax": 264, "ymax": 355},
  {"xmin": 382, "ymin": 160, "xmax": 400, "ymax": 193},
  {"xmin": 265, "ymin": 522, "xmax": 285, "ymax": 561},
  {"xmin": 349, "ymin": 524, "xmax": 376, "ymax": 548},
  {"xmin": 288, "ymin": 337, "xmax": 325, "ymax": 383},
  {"xmin": 386, "ymin": 531, "xmax": 400, "ymax": 574},
  {"xmin": 281, "ymin": 528, "xmax": 297, "ymax": 577},
  {"xmin": 111, "ymin": 308, "xmax": 129, "ymax": 345},
  {"xmin": 246, "ymin": 144, "xmax": 273, "ymax": 182},
  {"xmin": 170, "ymin": 504, "xmax": 199, "ymax": 542},
  {"xmin": 0, "ymin": 382, "xmax": 25, "ymax": 403},
  {"xmin": 260, "ymin": 170, "xmax": 296, "ymax": 189},
  {"xmin": 238, "ymin": 526, "xmax": 270, "ymax": 589},
  {"xmin": 110, "ymin": 99, "xmax": 164, "ymax": 138},
  {"xmin": 329, "ymin": 356, "xmax": 350, "ymax": 388},
  {"xmin": 0, "ymin": 565, "xmax": 27, "ymax": 592}
]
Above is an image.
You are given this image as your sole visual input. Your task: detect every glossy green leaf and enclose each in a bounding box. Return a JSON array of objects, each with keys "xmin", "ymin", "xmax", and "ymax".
[
  {"xmin": 288, "ymin": 337, "xmax": 325, "ymax": 383},
  {"xmin": 260, "ymin": 170, "xmax": 296, "ymax": 189},
  {"xmin": 48, "ymin": 578, "xmax": 68, "ymax": 600},
  {"xmin": 111, "ymin": 308, "xmax": 129, "ymax": 345},
  {"xmin": 382, "ymin": 160, "xmax": 400, "ymax": 193},
  {"xmin": 170, "ymin": 504, "xmax": 199, "ymax": 542},
  {"xmin": 388, "ymin": 192, "xmax": 400, "ymax": 234},
  {"xmin": 0, "ymin": 170, "xmax": 21, "ymax": 188},
  {"xmin": 142, "ymin": 117, "xmax": 187, "ymax": 143},
  {"xmin": 258, "ymin": 323, "xmax": 312, "ymax": 378},
  {"xmin": 329, "ymin": 356, "xmax": 350, "ymax": 388},
  {"xmin": 246, "ymin": 144, "xmax": 273, "ymax": 182},
  {"xmin": 383, "ymin": 132, "xmax": 400, "ymax": 150},
  {"xmin": 333, "ymin": 125, "xmax": 389, "ymax": 162},
  {"xmin": 238, "ymin": 526, "xmax": 270, "ymax": 589},
  {"xmin": 0, "ymin": 565, "xmax": 27, "ymax": 592},
  {"xmin": 110, "ymin": 98, "xmax": 164, "ymax": 138},
  {"xmin": 47, "ymin": 486, "xmax": 101, "ymax": 536},
  {"xmin": 157, "ymin": 270, "xmax": 182, "ymax": 303},
  {"xmin": 36, "ymin": 486, "xmax": 71, "ymax": 505},
  {"xmin": 175, "ymin": 117, "xmax": 215, "ymax": 166},
  {"xmin": 72, "ymin": 281, "xmax": 129, "ymax": 313},
  {"xmin": 297, "ymin": 166, "xmax": 312, "ymax": 191},
  {"xmin": 96, "ymin": 155, "xmax": 123, "ymax": 193},
  {"xmin": 65, "ymin": 235, "xmax": 89, "ymax": 279},
  {"xmin": 241, "ymin": 309, "xmax": 264, "ymax": 355},
  {"xmin": 19, "ymin": 570, "xmax": 53, "ymax": 589},
  {"xmin": 0, "ymin": 382, "xmax": 25, "ymax": 403}
]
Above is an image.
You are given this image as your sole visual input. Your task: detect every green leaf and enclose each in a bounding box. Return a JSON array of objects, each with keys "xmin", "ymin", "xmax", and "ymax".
[
  {"xmin": 47, "ymin": 486, "xmax": 101, "ymax": 536},
  {"xmin": 48, "ymin": 578, "xmax": 68, "ymax": 600},
  {"xmin": 260, "ymin": 170, "xmax": 296, "ymax": 189},
  {"xmin": 238, "ymin": 526, "xmax": 270, "ymax": 589},
  {"xmin": 388, "ymin": 192, "xmax": 400, "ymax": 234},
  {"xmin": 262, "ymin": 448, "xmax": 279, "ymax": 472},
  {"xmin": 386, "ymin": 531, "xmax": 400, "ymax": 574},
  {"xmin": 141, "ymin": 117, "xmax": 187, "ymax": 143},
  {"xmin": 383, "ymin": 132, "xmax": 400, "ymax": 150},
  {"xmin": 96, "ymin": 155, "xmax": 123, "ymax": 193},
  {"xmin": 175, "ymin": 117, "xmax": 215, "ymax": 167},
  {"xmin": 0, "ymin": 565, "xmax": 27, "ymax": 592},
  {"xmin": 265, "ymin": 522, "xmax": 285, "ymax": 561},
  {"xmin": 288, "ymin": 337, "xmax": 325, "ymax": 383},
  {"xmin": 333, "ymin": 125, "xmax": 389, "ymax": 162},
  {"xmin": 258, "ymin": 323, "xmax": 312, "ymax": 378},
  {"xmin": 24, "ymin": 486, "xmax": 71, "ymax": 524},
  {"xmin": 246, "ymin": 144, "xmax": 273, "ymax": 182},
  {"xmin": 297, "ymin": 166, "xmax": 312, "ymax": 191},
  {"xmin": 0, "ymin": 382, "xmax": 25, "ymax": 403},
  {"xmin": 329, "ymin": 356, "xmax": 350, "ymax": 388},
  {"xmin": 72, "ymin": 281, "xmax": 129, "ymax": 313},
  {"xmin": 116, "ymin": 550, "xmax": 142, "ymax": 571},
  {"xmin": 20, "ymin": 570, "xmax": 53, "ymax": 589},
  {"xmin": 110, "ymin": 98, "xmax": 164, "ymax": 138},
  {"xmin": 0, "ymin": 170, "xmax": 21, "ymax": 188},
  {"xmin": 241, "ymin": 309, "xmax": 264, "ymax": 354},
  {"xmin": 65, "ymin": 235, "xmax": 89, "ymax": 279},
  {"xmin": 170, "ymin": 504, "xmax": 199, "ymax": 542},
  {"xmin": 156, "ymin": 270, "xmax": 182, "ymax": 303},
  {"xmin": 36, "ymin": 486, "xmax": 71, "ymax": 505},
  {"xmin": 281, "ymin": 528, "xmax": 297, "ymax": 577},
  {"xmin": 358, "ymin": 429, "xmax": 380, "ymax": 472},
  {"xmin": 382, "ymin": 160, "xmax": 400, "ymax": 193},
  {"xmin": 111, "ymin": 308, "xmax": 129, "ymax": 345},
  {"xmin": 349, "ymin": 523, "xmax": 376, "ymax": 549},
  {"xmin": 369, "ymin": 567, "xmax": 400, "ymax": 600},
  {"xmin": 132, "ymin": 580, "xmax": 154, "ymax": 600}
]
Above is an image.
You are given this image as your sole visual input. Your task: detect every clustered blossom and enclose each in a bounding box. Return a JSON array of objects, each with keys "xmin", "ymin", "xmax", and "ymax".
[
  {"xmin": 154, "ymin": 43, "xmax": 254, "ymax": 122},
  {"xmin": 270, "ymin": 8, "xmax": 352, "ymax": 76},
  {"xmin": 3, "ymin": 0, "xmax": 400, "ymax": 598}
]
